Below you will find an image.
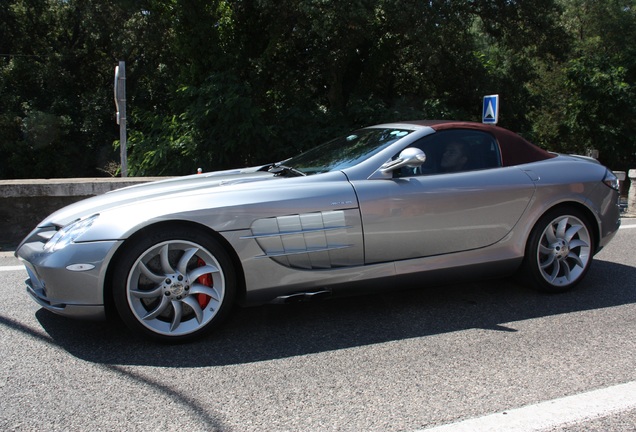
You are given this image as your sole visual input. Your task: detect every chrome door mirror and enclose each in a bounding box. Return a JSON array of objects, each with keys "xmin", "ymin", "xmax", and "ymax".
[{"xmin": 380, "ymin": 147, "xmax": 427, "ymax": 173}]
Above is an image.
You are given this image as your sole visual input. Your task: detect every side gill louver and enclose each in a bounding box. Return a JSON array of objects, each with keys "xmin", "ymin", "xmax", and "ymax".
[{"xmin": 243, "ymin": 210, "xmax": 363, "ymax": 269}]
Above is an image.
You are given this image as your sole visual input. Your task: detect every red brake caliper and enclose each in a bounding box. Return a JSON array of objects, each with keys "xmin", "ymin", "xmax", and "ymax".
[{"xmin": 196, "ymin": 258, "xmax": 212, "ymax": 308}]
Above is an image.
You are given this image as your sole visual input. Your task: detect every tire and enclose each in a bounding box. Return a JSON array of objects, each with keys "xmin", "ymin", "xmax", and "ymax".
[
  {"xmin": 112, "ymin": 226, "xmax": 236, "ymax": 342},
  {"xmin": 522, "ymin": 207, "xmax": 594, "ymax": 293}
]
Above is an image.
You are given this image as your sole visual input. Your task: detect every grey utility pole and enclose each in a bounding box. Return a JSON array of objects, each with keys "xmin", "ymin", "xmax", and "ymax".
[{"xmin": 114, "ymin": 61, "xmax": 128, "ymax": 177}]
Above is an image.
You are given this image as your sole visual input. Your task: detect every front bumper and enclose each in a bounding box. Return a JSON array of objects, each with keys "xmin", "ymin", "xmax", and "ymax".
[
  {"xmin": 596, "ymin": 185, "xmax": 622, "ymax": 250},
  {"xmin": 17, "ymin": 237, "xmax": 122, "ymax": 320},
  {"xmin": 26, "ymin": 278, "xmax": 106, "ymax": 320}
]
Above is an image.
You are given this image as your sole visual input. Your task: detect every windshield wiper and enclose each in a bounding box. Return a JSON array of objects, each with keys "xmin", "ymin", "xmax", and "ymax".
[{"xmin": 267, "ymin": 163, "xmax": 306, "ymax": 177}]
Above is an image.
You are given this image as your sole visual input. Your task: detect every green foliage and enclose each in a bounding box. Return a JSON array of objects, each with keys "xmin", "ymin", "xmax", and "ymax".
[
  {"xmin": 527, "ymin": 0, "xmax": 636, "ymax": 170},
  {"xmin": 1, "ymin": 0, "xmax": 635, "ymax": 178},
  {"xmin": 0, "ymin": 0, "xmax": 127, "ymax": 178}
]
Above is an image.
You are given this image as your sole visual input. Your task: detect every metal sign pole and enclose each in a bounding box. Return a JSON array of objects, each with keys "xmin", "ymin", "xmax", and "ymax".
[{"xmin": 114, "ymin": 61, "xmax": 128, "ymax": 177}]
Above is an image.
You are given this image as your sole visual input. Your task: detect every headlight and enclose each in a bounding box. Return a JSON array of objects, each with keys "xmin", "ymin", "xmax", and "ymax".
[
  {"xmin": 44, "ymin": 214, "xmax": 99, "ymax": 252},
  {"xmin": 602, "ymin": 170, "xmax": 620, "ymax": 191}
]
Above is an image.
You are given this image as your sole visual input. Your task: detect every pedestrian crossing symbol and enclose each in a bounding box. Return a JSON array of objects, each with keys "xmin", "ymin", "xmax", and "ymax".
[{"xmin": 482, "ymin": 94, "xmax": 499, "ymax": 124}]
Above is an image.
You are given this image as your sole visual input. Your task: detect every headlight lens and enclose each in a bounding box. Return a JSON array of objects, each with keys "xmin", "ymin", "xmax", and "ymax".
[
  {"xmin": 44, "ymin": 214, "xmax": 99, "ymax": 252},
  {"xmin": 602, "ymin": 170, "xmax": 620, "ymax": 191}
]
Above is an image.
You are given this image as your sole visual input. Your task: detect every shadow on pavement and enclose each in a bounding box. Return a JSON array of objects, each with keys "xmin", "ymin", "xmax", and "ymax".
[{"xmin": 31, "ymin": 258, "xmax": 636, "ymax": 367}]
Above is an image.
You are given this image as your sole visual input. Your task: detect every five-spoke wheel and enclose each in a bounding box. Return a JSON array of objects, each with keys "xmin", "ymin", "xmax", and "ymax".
[{"xmin": 113, "ymin": 227, "xmax": 235, "ymax": 342}]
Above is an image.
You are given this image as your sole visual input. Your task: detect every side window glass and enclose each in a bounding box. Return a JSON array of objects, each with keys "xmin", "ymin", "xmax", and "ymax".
[{"xmin": 397, "ymin": 130, "xmax": 501, "ymax": 177}]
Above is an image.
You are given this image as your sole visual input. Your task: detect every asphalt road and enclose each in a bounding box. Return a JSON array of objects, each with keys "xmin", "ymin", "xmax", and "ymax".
[{"xmin": 1, "ymin": 219, "xmax": 635, "ymax": 431}]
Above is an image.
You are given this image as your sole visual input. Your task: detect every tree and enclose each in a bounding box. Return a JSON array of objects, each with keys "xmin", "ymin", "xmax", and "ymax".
[
  {"xmin": 1, "ymin": 1, "xmax": 114, "ymax": 177},
  {"xmin": 0, "ymin": 0, "xmax": 177, "ymax": 178},
  {"xmin": 1, "ymin": 0, "xmax": 633, "ymax": 179},
  {"xmin": 527, "ymin": 0, "xmax": 636, "ymax": 170}
]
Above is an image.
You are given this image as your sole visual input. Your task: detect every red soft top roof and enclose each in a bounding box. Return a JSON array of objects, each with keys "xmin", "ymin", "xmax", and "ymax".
[{"xmin": 403, "ymin": 120, "xmax": 555, "ymax": 167}]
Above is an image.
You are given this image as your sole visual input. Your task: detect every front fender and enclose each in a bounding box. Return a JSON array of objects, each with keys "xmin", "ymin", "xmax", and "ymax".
[{"xmin": 77, "ymin": 172, "xmax": 359, "ymax": 242}]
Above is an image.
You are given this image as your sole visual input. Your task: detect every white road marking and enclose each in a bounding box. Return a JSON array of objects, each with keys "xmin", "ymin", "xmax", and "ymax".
[
  {"xmin": 417, "ymin": 381, "xmax": 636, "ymax": 432},
  {"xmin": 0, "ymin": 265, "xmax": 24, "ymax": 272},
  {"xmin": 619, "ymin": 223, "xmax": 636, "ymax": 229}
]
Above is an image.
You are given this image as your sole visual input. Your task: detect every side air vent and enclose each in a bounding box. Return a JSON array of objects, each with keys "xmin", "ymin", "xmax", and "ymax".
[{"xmin": 242, "ymin": 210, "xmax": 363, "ymax": 269}]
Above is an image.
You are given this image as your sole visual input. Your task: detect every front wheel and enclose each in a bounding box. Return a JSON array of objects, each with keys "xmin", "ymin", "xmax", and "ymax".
[
  {"xmin": 112, "ymin": 227, "xmax": 236, "ymax": 342},
  {"xmin": 522, "ymin": 208, "xmax": 594, "ymax": 293}
]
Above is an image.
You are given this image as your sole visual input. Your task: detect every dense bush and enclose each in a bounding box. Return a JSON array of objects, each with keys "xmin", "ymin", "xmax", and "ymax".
[{"xmin": 1, "ymin": 0, "xmax": 634, "ymax": 178}]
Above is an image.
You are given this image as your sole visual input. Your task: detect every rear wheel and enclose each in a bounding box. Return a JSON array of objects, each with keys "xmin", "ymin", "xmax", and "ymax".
[
  {"xmin": 112, "ymin": 227, "xmax": 236, "ymax": 342},
  {"xmin": 522, "ymin": 207, "xmax": 594, "ymax": 293}
]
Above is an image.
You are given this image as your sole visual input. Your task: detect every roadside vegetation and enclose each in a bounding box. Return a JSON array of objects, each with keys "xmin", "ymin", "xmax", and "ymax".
[{"xmin": 1, "ymin": 0, "xmax": 634, "ymax": 178}]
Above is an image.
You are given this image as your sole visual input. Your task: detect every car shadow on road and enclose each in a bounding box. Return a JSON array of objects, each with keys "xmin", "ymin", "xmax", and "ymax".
[{"xmin": 34, "ymin": 258, "xmax": 636, "ymax": 367}]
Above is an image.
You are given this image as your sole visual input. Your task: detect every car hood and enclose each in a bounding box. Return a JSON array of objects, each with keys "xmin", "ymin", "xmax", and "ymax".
[{"xmin": 39, "ymin": 166, "xmax": 278, "ymax": 228}]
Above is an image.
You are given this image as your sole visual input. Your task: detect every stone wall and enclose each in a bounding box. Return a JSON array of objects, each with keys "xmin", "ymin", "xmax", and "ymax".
[{"xmin": 0, "ymin": 178, "xmax": 168, "ymax": 250}]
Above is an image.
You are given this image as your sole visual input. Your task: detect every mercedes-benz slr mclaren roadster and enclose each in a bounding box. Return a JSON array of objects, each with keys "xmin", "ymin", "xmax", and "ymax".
[{"xmin": 16, "ymin": 121, "xmax": 621, "ymax": 342}]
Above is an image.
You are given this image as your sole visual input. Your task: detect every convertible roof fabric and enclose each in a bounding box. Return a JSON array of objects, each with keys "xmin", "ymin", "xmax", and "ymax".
[{"xmin": 405, "ymin": 120, "xmax": 556, "ymax": 167}]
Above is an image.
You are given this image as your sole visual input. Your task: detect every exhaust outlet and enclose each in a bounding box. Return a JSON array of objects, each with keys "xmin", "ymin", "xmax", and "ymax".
[{"xmin": 272, "ymin": 290, "xmax": 331, "ymax": 304}]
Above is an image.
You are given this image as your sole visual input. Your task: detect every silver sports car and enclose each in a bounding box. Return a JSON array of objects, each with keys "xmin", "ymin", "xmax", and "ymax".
[{"xmin": 16, "ymin": 120, "xmax": 621, "ymax": 342}]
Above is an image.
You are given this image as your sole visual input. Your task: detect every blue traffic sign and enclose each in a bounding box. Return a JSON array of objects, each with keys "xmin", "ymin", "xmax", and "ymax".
[{"xmin": 482, "ymin": 95, "xmax": 499, "ymax": 124}]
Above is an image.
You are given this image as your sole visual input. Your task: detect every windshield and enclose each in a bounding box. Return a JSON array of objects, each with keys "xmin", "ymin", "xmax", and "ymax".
[{"xmin": 282, "ymin": 128, "xmax": 412, "ymax": 175}]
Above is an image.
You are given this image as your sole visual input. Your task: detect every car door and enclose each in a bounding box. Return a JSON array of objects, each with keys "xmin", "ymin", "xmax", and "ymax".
[{"xmin": 351, "ymin": 130, "xmax": 537, "ymax": 264}]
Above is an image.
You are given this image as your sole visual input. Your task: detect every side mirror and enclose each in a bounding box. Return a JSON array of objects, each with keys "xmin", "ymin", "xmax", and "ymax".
[{"xmin": 380, "ymin": 147, "xmax": 427, "ymax": 173}]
